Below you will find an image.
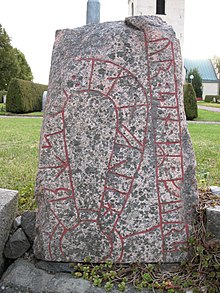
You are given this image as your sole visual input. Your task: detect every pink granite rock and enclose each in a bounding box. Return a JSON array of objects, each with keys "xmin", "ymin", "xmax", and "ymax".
[{"xmin": 34, "ymin": 16, "xmax": 198, "ymax": 263}]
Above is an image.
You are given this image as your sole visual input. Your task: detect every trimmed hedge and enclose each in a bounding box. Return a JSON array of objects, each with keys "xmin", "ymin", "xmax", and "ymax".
[
  {"xmin": 183, "ymin": 83, "xmax": 198, "ymax": 120},
  {"xmin": 205, "ymin": 95, "xmax": 220, "ymax": 103},
  {"xmin": 0, "ymin": 90, "xmax": 7, "ymax": 103},
  {"xmin": 6, "ymin": 78, "xmax": 47, "ymax": 113}
]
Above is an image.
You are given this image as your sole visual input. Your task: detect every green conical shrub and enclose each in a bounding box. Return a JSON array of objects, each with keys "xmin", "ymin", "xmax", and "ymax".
[
  {"xmin": 186, "ymin": 68, "xmax": 203, "ymax": 98},
  {"xmin": 183, "ymin": 83, "xmax": 198, "ymax": 120}
]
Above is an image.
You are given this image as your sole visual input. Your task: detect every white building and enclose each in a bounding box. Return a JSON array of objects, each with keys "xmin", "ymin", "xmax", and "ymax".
[
  {"xmin": 127, "ymin": 1, "xmax": 219, "ymax": 97},
  {"xmin": 184, "ymin": 59, "xmax": 219, "ymax": 99},
  {"xmin": 128, "ymin": 0, "xmax": 185, "ymax": 50}
]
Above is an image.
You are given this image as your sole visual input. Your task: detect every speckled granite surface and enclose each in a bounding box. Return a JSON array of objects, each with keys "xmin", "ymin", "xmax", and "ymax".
[{"xmin": 34, "ymin": 16, "xmax": 198, "ymax": 263}]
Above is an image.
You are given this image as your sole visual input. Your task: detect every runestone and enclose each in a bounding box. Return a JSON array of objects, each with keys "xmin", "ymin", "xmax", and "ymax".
[{"xmin": 34, "ymin": 16, "xmax": 198, "ymax": 263}]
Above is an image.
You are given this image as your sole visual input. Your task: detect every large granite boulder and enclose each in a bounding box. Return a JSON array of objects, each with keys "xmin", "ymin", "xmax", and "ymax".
[{"xmin": 34, "ymin": 16, "xmax": 198, "ymax": 263}]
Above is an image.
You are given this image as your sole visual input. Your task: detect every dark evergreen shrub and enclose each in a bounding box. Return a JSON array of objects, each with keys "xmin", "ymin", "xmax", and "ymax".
[
  {"xmin": 6, "ymin": 78, "xmax": 47, "ymax": 113},
  {"xmin": 183, "ymin": 83, "xmax": 198, "ymax": 120},
  {"xmin": 186, "ymin": 68, "xmax": 203, "ymax": 98},
  {"xmin": 205, "ymin": 95, "xmax": 220, "ymax": 103}
]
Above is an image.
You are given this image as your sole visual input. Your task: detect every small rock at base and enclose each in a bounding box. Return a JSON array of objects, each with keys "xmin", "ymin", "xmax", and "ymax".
[
  {"xmin": 21, "ymin": 211, "xmax": 36, "ymax": 243},
  {"xmin": 210, "ymin": 186, "xmax": 220, "ymax": 196},
  {"xmin": 4, "ymin": 228, "xmax": 31, "ymax": 259},
  {"xmin": 13, "ymin": 216, "xmax": 21, "ymax": 230},
  {"xmin": 206, "ymin": 206, "xmax": 220, "ymax": 240}
]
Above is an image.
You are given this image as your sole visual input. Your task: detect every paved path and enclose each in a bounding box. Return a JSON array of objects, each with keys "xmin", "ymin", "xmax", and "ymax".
[
  {"xmin": 188, "ymin": 121, "xmax": 220, "ymax": 124},
  {"xmin": 0, "ymin": 115, "xmax": 42, "ymax": 119},
  {"xmin": 198, "ymin": 105, "xmax": 220, "ymax": 113}
]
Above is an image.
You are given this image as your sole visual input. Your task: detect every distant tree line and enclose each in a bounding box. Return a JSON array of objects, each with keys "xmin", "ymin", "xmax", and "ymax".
[{"xmin": 0, "ymin": 24, "xmax": 33, "ymax": 91}]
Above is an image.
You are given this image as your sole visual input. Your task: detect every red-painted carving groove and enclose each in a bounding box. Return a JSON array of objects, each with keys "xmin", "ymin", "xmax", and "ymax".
[
  {"xmin": 144, "ymin": 30, "xmax": 188, "ymax": 260},
  {"xmin": 39, "ymin": 58, "xmax": 153, "ymax": 261}
]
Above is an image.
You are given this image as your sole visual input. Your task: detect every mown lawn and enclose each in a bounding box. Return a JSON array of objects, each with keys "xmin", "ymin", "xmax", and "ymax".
[
  {"xmin": 196, "ymin": 109, "xmax": 220, "ymax": 122},
  {"xmin": 0, "ymin": 117, "xmax": 42, "ymax": 211},
  {"xmin": 188, "ymin": 123, "xmax": 220, "ymax": 187},
  {"xmin": 0, "ymin": 117, "xmax": 219, "ymax": 212}
]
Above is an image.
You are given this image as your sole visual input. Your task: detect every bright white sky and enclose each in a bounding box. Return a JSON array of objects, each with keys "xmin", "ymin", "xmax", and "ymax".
[{"xmin": 0, "ymin": 0, "xmax": 220, "ymax": 84}]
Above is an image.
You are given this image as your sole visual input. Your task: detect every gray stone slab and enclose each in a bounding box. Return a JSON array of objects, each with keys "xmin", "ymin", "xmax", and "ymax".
[
  {"xmin": 45, "ymin": 273, "xmax": 101, "ymax": 293},
  {"xmin": 35, "ymin": 260, "xmax": 75, "ymax": 273},
  {"xmin": 210, "ymin": 186, "xmax": 220, "ymax": 196},
  {"xmin": 0, "ymin": 258, "xmax": 156, "ymax": 293},
  {"xmin": 34, "ymin": 16, "xmax": 198, "ymax": 264},
  {"xmin": 0, "ymin": 259, "xmax": 53, "ymax": 293},
  {"xmin": 0, "ymin": 189, "xmax": 18, "ymax": 276},
  {"xmin": 206, "ymin": 205, "xmax": 220, "ymax": 239}
]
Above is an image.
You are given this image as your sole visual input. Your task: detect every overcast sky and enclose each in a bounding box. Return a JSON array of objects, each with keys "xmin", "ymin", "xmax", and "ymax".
[{"xmin": 1, "ymin": 0, "xmax": 220, "ymax": 84}]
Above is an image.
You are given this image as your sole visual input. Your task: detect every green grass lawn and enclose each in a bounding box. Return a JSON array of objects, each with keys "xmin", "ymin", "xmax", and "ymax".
[
  {"xmin": 0, "ymin": 117, "xmax": 42, "ymax": 211},
  {"xmin": 0, "ymin": 117, "xmax": 219, "ymax": 212},
  {"xmin": 188, "ymin": 123, "xmax": 220, "ymax": 187},
  {"xmin": 196, "ymin": 109, "xmax": 220, "ymax": 122}
]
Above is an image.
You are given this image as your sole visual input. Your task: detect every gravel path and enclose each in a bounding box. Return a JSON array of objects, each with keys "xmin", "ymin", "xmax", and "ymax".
[
  {"xmin": 188, "ymin": 121, "xmax": 220, "ymax": 124},
  {"xmin": 198, "ymin": 105, "xmax": 220, "ymax": 113},
  {"xmin": 0, "ymin": 115, "xmax": 42, "ymax": 118}
]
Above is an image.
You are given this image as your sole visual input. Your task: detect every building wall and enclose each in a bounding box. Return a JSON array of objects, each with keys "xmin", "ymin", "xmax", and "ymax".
[
  {"xmin": 128, "ymin": 0, "xmax": 185, "ymax": 50},
  {"xmin": 202, "ymin": 82, "xmax": 219, "ymax": 100}
]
